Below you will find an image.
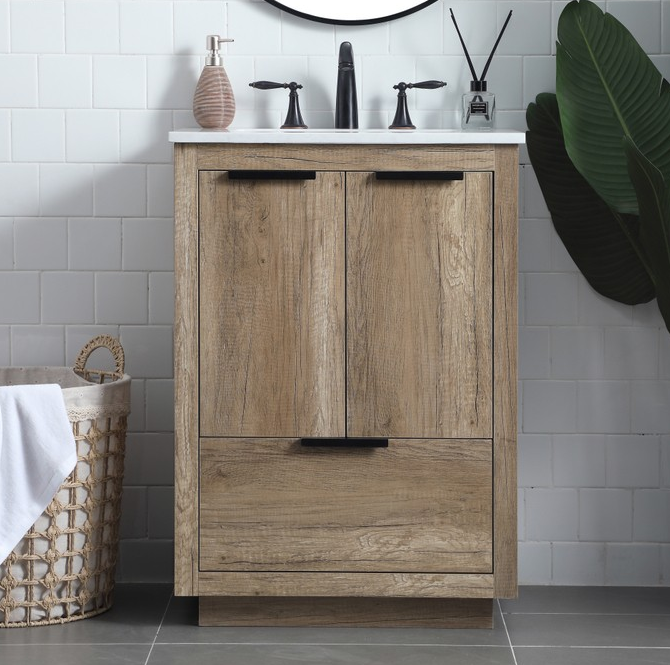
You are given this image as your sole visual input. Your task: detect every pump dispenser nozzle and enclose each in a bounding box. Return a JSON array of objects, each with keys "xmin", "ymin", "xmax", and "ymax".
[{"xmin": 205, "ymin": 35, "xmax": 234, "ymax": 66}]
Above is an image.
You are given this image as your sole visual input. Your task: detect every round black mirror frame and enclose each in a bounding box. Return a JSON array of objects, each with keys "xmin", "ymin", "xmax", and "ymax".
[{"xmin": 262, "ymin": 0, "xmax": 440, "ymax": 25}]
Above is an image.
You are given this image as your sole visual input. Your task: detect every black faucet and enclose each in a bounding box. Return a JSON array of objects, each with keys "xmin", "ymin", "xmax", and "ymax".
[{"xmin": 335, "ymin": 42, "xmax": 358, "ymax": 129}]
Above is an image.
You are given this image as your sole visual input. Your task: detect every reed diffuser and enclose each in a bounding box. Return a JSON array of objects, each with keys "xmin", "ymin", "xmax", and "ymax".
[{"xmin": 450, "ymin": 8, "xmax": 512, "ymax": 130}]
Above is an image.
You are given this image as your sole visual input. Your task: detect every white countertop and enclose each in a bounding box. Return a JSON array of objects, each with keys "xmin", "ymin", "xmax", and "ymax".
[{"xmin": 169, "ymin": 128, "xmax": 526, "ymax": 145}]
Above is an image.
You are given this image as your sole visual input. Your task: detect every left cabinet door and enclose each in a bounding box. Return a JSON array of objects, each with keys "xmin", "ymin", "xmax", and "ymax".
[{"xmin": 199, "ymin": 171, "xmax": 346, "ymax": 438}]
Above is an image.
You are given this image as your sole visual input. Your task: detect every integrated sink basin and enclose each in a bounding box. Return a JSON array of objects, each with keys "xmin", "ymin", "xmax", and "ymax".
[{"xmin": 169, "ymin": 127, "xmax": 526, "ymax": 145}]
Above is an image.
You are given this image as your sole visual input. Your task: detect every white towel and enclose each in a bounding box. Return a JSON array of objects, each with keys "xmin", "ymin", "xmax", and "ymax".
[{"xmin": 0, "ymin": 384, "xmax": 77, "ymax": 563}]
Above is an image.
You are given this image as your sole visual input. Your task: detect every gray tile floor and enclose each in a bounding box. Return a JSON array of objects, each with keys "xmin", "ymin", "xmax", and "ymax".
[{"xmin": 1, "ymin": 585, "xmax": 670, "ymax": 664}]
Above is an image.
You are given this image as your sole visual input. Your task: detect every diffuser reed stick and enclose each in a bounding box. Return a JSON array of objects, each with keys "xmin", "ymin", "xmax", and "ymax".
[
  {"xmin": 480, "ymin": 10, "xmax": 513, "ymax": 82},
  {"xmin": 449, "ymin": 8, "xmax": 513, "ymax": 85}
]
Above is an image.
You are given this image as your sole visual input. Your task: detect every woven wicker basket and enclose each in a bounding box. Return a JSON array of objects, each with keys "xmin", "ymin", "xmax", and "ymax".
[{"xmin": 0, "ymin": 335, "xmax": 131, "ymax": 627}]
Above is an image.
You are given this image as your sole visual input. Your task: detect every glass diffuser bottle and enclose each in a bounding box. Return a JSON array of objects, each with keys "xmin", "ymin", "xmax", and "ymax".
[
  {"xmin": 450, "ymin": 9, "xmax": 512, "ymax": 131},
  {"xmin": 462, "ymin": 80, "xmax": 496, "ymax": 130}
]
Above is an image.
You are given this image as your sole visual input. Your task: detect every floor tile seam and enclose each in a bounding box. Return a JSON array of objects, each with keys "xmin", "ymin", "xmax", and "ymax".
[
  {"xmin": 502, "ymin": 611, "xmax": 670, "ymax": 616},
  {"xmin": 144, "ymin": 592, "xmax": 174, "ymax": 665},
  {"xmin": 496, "ymin": 599, "xmax": 519, "ymax": 665},
  {"xmin": 514, "ymin": 645, "xmax": 670, "ymax": 650},
  {"xmin": 0, "ymin": 642, "xmax": 154, "ymax": 647},
  {"xmin": 151, "ymin": 641, "xmax": 513, "ymax": 648}
]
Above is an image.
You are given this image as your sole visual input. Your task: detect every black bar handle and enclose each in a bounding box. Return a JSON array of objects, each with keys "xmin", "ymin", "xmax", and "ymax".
[
  {"xmin": 228, "ymin": 170, "xmax": 316, "ymax": 180},
  {"xmin": 375, "ymin": 171, "xmax": 464, "ymax": 181},
  {"xmin": 301, "ymin": 437, "xmax": 389, "ymax": 448}
]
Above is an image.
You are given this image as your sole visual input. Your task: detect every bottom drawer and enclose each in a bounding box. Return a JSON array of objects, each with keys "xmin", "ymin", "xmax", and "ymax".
[{"xmin": 200, "ymin": 438, "xmax": 492, "ymax": 574}]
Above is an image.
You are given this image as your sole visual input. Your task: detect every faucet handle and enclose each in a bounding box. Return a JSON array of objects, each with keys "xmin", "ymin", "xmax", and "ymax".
[
  {"xmin": 250, "ymin": 81, "xmax": 303, "ymax": 91},
  {"xmin": 393, "ymin": 80, "xmax": 447, "ymax": 91},
  {"xmin": 249, "ymin": 81, "xmax": 307, "ymax": 129},
  {"xmin": 408, "ymin": 80, "xmax": 447, "ymax": 90},
  {"xmin": 389, "ymin": 80, "xmax": 447, "ymax": 130}
]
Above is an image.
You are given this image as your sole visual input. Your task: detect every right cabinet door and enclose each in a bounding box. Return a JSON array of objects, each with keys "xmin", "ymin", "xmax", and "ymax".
[{"xmin": 346, "ymin": 171, "xmax": 493, "ymax": 439}]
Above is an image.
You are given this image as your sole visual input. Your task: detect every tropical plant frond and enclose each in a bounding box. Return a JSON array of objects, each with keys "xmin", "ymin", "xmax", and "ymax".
[
  {"xmin": 526, "ymin": 93, "xmax": 656, "ymax": 305},
  {"xmin": 556, "ymin": 0, "xmax": 670, "ymax": 215},
  {"xmin": 625, "ymin": 138, "xmax": 670, "ymax": 332}
]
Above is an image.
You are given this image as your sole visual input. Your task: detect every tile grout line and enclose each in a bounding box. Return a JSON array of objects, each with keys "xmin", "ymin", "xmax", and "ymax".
[
  {"xmin": 0, "ymin": 643, "xmax": 151, "ymax": 648},
  {"xmin": 497, "ymin": 599, "xmax": 519, "ymax": 665},
  {"xmin": 151, "ymin": 642, "xmax": 515, "ymax": 647},
  {"xmin": 143, "ymin": 592, "xmax": 173, "ymax": 665},
  {"xmin": 513, "ymin": 646, "xmax": 670, "ymax": 650},
  {"xmin": 502, "ymin": 611, "xmax": 670, "ymax": 616}
]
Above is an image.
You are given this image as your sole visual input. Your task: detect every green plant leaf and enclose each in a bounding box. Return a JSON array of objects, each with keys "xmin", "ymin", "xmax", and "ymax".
[
  {"xmin": 556, "ymin": 0, "xmax": 670, "ymax": 215},
  {"xmin": 526, "ymin": 92, "xmax": 655, "ymax": 305},
  {"xmin": 625, "ymin": 138, "xmax": 670, "ymax": 332}
]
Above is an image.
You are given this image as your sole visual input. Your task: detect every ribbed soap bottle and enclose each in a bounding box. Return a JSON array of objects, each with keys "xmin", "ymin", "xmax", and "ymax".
[{"xmin": 193, "ymin": 35, "xmax": 235, "ymax": 129}]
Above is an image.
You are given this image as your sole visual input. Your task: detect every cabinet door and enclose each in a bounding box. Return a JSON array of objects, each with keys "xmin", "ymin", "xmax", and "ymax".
[
  {"xmin": 347, "ymin": 172, "xmax": 492, "ymax": 439},
  {"xmin": 200, "ymin": 438, "xmax": 492, "ymax": 574},
  {"xmin": 199, "ymin": 171, "xmax": 345, "ymax": 438}
]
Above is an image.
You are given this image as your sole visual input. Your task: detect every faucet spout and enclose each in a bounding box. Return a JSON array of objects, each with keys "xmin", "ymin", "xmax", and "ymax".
[{"xmin": 335, "ymin": 42, "xmax": 358, "ymax": 129}]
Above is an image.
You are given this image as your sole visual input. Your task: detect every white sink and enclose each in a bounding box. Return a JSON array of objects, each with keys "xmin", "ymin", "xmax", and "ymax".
[{"xmin": 169, "ymin": 127, "xmax": 526, "ymax": 145}]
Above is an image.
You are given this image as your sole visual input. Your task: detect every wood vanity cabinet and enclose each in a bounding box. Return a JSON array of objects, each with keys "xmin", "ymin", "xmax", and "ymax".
[{"xmin": 174, "ymin": 141, "xmax": 518, "ymax": 628}]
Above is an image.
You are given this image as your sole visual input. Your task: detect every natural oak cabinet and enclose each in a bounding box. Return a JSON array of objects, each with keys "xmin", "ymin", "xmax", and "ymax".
[
  {"xmin": 200, "ymin": 438, "xmax": 493, "ymax": 573},
  {"xmin": 199, "ymin": 171, "xmax": 345, "ymax": 438},
  {"xmin": 173, "ymin": 139, "xmax": 519, "ymax": 628},
  {"xmin": 346, "ymin": 171, "xmax": 492, "ymax": 439}
]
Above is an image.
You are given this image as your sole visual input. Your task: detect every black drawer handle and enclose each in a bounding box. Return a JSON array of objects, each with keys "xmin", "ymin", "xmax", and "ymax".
[
  {"xmin": 228, "ymin": 170, "xmax": 316, "ymax": 180},
  {"xmin": 300, "ymin": 437, "xmax": 389, "ymax": 448},
  {"xmin": 375, "ymin": 171, "xmax": 464, "ymax": 181}
]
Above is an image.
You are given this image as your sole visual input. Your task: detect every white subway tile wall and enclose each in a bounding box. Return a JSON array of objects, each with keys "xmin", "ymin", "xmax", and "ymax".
[
  {"xmin": 15, "ymin": 218, "xmax": 68, "ymax": 270},
  {"xmin": 38, "ymin": 55, "xmax": 92, "ymax": 109},
  {"xmin": 606, "ymin": 543, "xmax": 662, "ymax": 585},
  {"xmin": 13, "ymin": 109, "xmax": 65, "ymax": 162},
  {"xmin": 0, "ymin": 328, "xmax": 10, "ymax": 365},
  {"xmin": 553, "ymin": 434, "xmax": 606, "ymax": 488},
  {"xmin": 552, "ymin": 542, "xmax": 606, "ymax": 585},
  {"xmin": 0, "ymin": 0, "xmax": 667, "ymax": 585},
  {"xmin": 41, "ymin": 271, "xmax": 94, "ymax": 324},
  {"xmin": 11, "ymin": 1, "xmax": 65, "ymax": 55},
  {"xmin": 0, "ymin": 2, "xmax": 9, "ymax": 54},
  {"xmin": 66, "ymin": 110, "xmax": 120, "ymax": 163},
  {"xmin": 0, "ymin": 218, "xmax": 13, "ymax": 269},
  {"xmin": 11, "ymin": 325, "xmax": 65, "ymax": 366}
]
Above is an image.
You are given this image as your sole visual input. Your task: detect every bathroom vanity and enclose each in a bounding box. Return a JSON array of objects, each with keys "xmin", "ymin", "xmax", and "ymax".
[{"xmin": 170, "ymin": 129, "xmax": 524, "ymax": 628}]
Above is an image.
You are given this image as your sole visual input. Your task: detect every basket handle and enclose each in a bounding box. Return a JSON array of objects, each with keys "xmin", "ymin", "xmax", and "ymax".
[{"xmin": 74, "ymin": 335, "xmax": 125, "ymax": 375}]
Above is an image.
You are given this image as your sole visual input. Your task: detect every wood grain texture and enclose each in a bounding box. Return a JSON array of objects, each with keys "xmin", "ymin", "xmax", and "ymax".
[
  {"xmin": 200, "ymin": 438, "xmax": 492, "ymax": 574},
  {"xmin": 173, "ymin": 143, "xmax": 200, "ymax": 596},
  {"xmin": 346, "ymin": 172, "xmax": 492, "ymax": 438},
  {"xmin": 196, "ymin": 143, "xmax": 496, "ymax": 172},
  {"xmin": 173, "ymin": 142, "xmax": 519, "ymax": 612},
  {"xmin": 197, "ymin": 571, "xmax": 495, "ymax": 598},
  {"xmin": 199, "ymin": 596, "xmax": 493, "ymax": 628},
  {"xmin": 199, "ymin": 171, "xmax": 345, "ymax": 437},
  {"xmin": 493, "ymin": 145, "xmax": 519, "ymax": 598}
]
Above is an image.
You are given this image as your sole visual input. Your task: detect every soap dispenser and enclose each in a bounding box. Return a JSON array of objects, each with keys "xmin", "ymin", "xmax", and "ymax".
[{"xmin": 193, "ymin": 35, "xmax": 235, "ymax": 130}]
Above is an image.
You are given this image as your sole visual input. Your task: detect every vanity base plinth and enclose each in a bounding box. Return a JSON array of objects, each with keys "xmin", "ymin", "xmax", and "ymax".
[{"xmin": 198, "ymin": 596, "xmax": 493, "ymax": 628}]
